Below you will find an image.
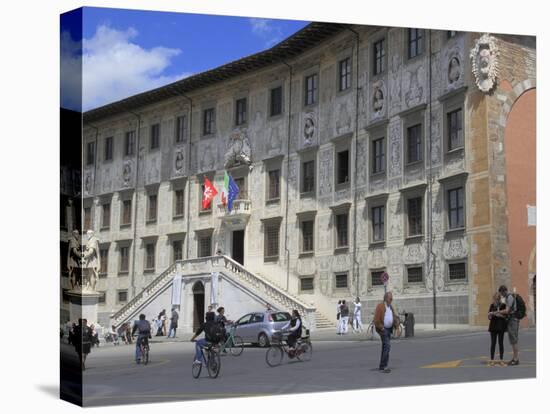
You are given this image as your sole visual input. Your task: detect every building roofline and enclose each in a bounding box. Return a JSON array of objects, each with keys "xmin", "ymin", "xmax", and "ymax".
[{"xmin": 83, "ymin": 21, "xmax": 351, "ymax": 124}]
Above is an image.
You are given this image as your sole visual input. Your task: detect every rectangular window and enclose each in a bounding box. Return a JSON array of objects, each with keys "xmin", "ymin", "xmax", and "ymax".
[
  {"xmin": 147, "ymin": 194, "xmax": 157, "ymax": 222},
  {"xmin": 304, "ymin": 73, "xmax": 318, "ymax": 106},
  {"xmin": 234, "ymin": 177, "xmax": 248, "ymax": 200},
  {"xmin": 373, "ymin": 39, "xmax": 386, "ymax": 75},
  {"xmin": 104, "ymin": 136, "xmax": 113, "ymax": 161},
  {"xmin": 145, "ymin": 242, "xmax": 155, "ymax": 270},
  {"xmin": 101, "ymin": 203, "xmax": 110, "ymax": 229},
  {"xmin": 336, "ymin": 213, "xmax": 349, "ymax": 248},
  {"xmin": 408, "ymin": 28, "xmax": 424, "ymax": 59},
  {"xmin": 372, "ymin": 137, "xmax": 386, "ymax": 174},
  {"xmin": 447, "ymin": 31, "xmax": 457, "ymax": 39},
  {"xmin": 198, "ymin": 234, "xmax": 212, "ymax": 258},
  {"xmin": 372, "ymin": 206, "xmax": 385, "ymax": 242},
  {"xmin": 86, "ymin": 142, "xmax": 96, "ymax": 166},
  {"xmin": 449, "ymin": 262, "xmax": 466, "ymax": 281},
  {"xmin": 447, "ymin": 108, "xmax": 463, "ymax": 151},
  {"xmin": 121, "ymin": 199, "xmax": 132, "ymax": 226},
  {"xmin": 335, "ymin": 273, "xmax": 348, "ymax": 289},
  {"xmin": 172, "ymin": 240, "xmax": 183, "ymax": 262},
  {"xmin": 176, "ymin": 115, "xmax": 187, "ymax": 143},
  {"xmin": 407, "ymin": 124, "xmax": 422, "ymax": 163},
  {"xmin": 337, "ymin": 150, "xmax": 350, "ymax": 185},
  {"xmin": 119, "ymin": 246, "xmax": 130, "ymax": 273},
  {"xmin": 371, "ymin": 270, "xmax": 384, "ymax": 286},
  {"xmin": 235, "ymin": 98, "xmax": 247, "ymax": 126},
  {"xmin": 339, "ymin": 57, "xmax": 351, "ymax": 91},
  {"xmin": 174, "ymin": 189, "xmax": 184, "ymax": 218},
  {"xmin": 117, "ymin": 290, "xmax": 128, "ymax": 303},
  {"xmin": 268, "ymin": 169, "xmax": 280, "ymax": 200},
  {"xmin": 264, "ymin": 223, "xmax": 280, "ymax": 259},
  {"xmin": 407, "ymin": 197, "xmax": 423, "ymax": 236},
  {"xmin": 301, "ymin": 220, "xmax": 314, "ymax": 253},
  {"xmin": 98, "ymin": 291, "xmax": 106, "ymax": 304},
  {"xmin": 448, "ymin": 187, "xmax": 465, "ymax": 229},
  {"xmin": 99, "ymin": 247, "xmax": 108, "ymax": 276},
  {"xmin": 300, "ymin": 277, "xmax": 314, "ymax": 291},
  {"xmin": 407, "ymin": 266, "xmax": 423, "ymax": 284},
  {"xmin": 150, "ymin": 123, "xmax": 160, "ymax": 150},
  {"xmin": 84, "ymin": 207, "xmax": 91, "ymax": 231},
  {"xmin": 203, "ymin": 108, "xmax": 215, "ymax": 135},
  {"xmin": 270, "ymin": 86, "xmax": 283, "ymax": 117},
  {"xmin": 124, "ymin": 131, "xmax": 136, "ymax": 156},
  {"xmin": 301, "ymin": 160, "xmax": 315, "ymax": 194}
]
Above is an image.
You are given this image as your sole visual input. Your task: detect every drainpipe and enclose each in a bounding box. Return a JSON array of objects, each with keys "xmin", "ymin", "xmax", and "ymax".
[
  {"xmin": 427, "ymin": 29, "xmax": 437, "ymax": 329},
  {"xmin": 174, "ymin": 92, "xmax": 194, "ymax": 260},
  {"xmin": 346, "ymin": 27, "xmax": 361, "ymax": 299},
  {"xmin": 129, "ymin": 110, "xmax": 141, "ymax": 298},
  {"xmin": 281, "ymin": 60, "xmax": 293, "ymax": 292}
]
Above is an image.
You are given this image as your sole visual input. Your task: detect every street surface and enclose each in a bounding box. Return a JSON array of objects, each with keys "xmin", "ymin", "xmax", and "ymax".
[{"xmin": 64, "ymin": 328, "xmax": 536, "ymax": 406}]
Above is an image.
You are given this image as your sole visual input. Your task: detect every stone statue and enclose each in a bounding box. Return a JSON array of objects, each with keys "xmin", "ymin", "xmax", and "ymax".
[
  {"xmin": 224, "ymin": 129, "xmax": 252, "ymax": 170},
  {"xmin": 373, "ymin": 86, "xmax": 384, "ymax": 114},
  {"xmin": 82, "ymin": 230, "xmax": 100, "ymax": 291},
  {"xmin": 448, "ymin": 56, "xmax": 461, "ymax": 84},
  {"xmin": 122, "ymin": 161, "xmax": 132, "ymax": 187},
  {"xmin": 67, "ymin": 229, "xmax": 81, "ymax": 290},
  {"xmin": 303, "ymin": 114, "xmax": 315, "ymax": 146},
  {"xmin": 470, "ymin": 33, "xmax": 499, "ymax": 93},
  {"xmin": 175, "ymin": 150, "xmax": 184, "ymax": 173}
]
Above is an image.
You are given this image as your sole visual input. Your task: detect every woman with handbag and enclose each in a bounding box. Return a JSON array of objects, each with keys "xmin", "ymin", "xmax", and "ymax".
[{"xmin": 488, "ymin": 292, "xmax": 507, "ymax": 366}]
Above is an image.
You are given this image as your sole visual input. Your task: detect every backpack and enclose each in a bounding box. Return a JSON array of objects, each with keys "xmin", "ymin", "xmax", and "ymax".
[
  {"xmin": 511, "ymin": 294, "xmax": 527, "ymax": 320},
  {"xmin": 205, "ymin": 321, "xmax": 224, "ymax": 343}
]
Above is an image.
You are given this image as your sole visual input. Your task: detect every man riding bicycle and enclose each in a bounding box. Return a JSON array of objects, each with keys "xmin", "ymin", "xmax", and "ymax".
[
  {"xmin": 132, "ymin": 314, "xmax": 152, "ymax": 364},
  {"xmin": 190, "ymin": 311, "xmax": 223, "ymax": 364}
]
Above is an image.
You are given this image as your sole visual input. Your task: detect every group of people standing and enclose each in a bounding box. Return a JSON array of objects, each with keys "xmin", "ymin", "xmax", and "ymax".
[
  {"xmin": 150, "ymin": 308, "xmax": 179, "ymax": 338},
  {"xmin": 336, "ymin": 297, "xmax": 363, "ymax": 334}
]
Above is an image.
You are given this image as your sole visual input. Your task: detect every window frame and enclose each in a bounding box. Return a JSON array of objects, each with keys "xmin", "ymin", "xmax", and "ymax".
[
  {"xmin": 373, "ymin": 38, "xmax": 386, "ymax": 76},
  {"xmin": 124, "ymin": 130, "xmax": 136, "ymax": 157},
  {"xmin": 371, "ymin": 204, "xmax": 386, "ymax": 243},
  {"xmin": 406, "ymin": 195, "xmax": 424, "ymax": 237},
  {"xmin": 269, "ymin": 85, "xmax": 283, "ymax": 118},
  {"xmin": 202, "ymin": 107, "xmax": 216, "ymax": 136},
  {"xmin": 406, "ymin": 123, "xmax": 423, "ymax": 164},
  {"xmin": 99, "ymin": 244, "xmax": 109, "ymax": 277},
  {"xmin": 101, "ymin": 202, "xmax": 111, "ymax": 230},
  {"xmin": 118, "ymin": 244, "xmax": 131, "ymax": 274},
  {"xmin": 104, "ymin": 136, "xmax": 113, "ymax": 161},
  {"xmin": 370, "ymin": 269, "xmax": 386, "ymax": 287},
  {"xmin": 86, "ymin": 141, "xmax": 96, "ymax": 166},
  {"xmin": 146, "ymin": 193, "xmax": 158, "ymax": 223},
  {"xmin": 150, "ymin": 122, "xmax": 160, "ymax": 150},
  {"xmin": 299, "ymin": 276, "xmax": 315, "ymax": 293},
  {"xmin": 304, "ymin": 72, "xmax": 318, "ymax": 107},
  {"xmin": 197, "ymin": 230, "xmax": 213, "ymax": 258},
  {"xmin": 175, "ymin": 114, "xmax": 188, "ymax": 144},
  {"xmin": 334, "ymin": 211, "xmax": 349, "ymax": 250},
  {"xmin": 235, "ymin": 97, "xmax": 248, "ymax": 126},
  {"xmin": 338, "ymin": 56, "xmax": 352, "ymax": 92},
  {"xmin": 407, "ymin": 28, "xmax": 425, "ymax": 59},
  {"xmin": 120, "ymin": 198, "xmax": 132, "ymax": 227},
  {"xmin": 406, "ymin": 265, "xmax": 424, "ymax": 285},
  {"xmin": 117, "ymin": 289, "xmax": 128, "ymax": 304},
  {"xmin": 447, "ymin": 260, "xmax": 468, "ymax": 283},
  {"xmin": 144, "ymin": 240, "xmax": 156, "ymax": 272},
  {"xmin": 371, "ymin": 136, "xmax": 386, "ymax": 175},
  {"xmin": 447, "ymin": 186, "xmax": 465, "ymax": 230},
  {"xmin": 334, "ymin": 272, "xmax": 349, "ymax": 290}
]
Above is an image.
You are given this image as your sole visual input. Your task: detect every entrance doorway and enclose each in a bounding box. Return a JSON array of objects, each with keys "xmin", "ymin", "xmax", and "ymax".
[
  {"xmin": 232, "ymin": 230, "xmax": 245, "ymax": 266},
  {"xmin": 192, "ymin": 281, "xmax": 205, "ymax": 331}
]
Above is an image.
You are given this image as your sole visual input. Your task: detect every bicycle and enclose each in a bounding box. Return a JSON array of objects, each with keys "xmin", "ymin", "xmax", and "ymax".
[
  {"xmin": 366, "ymin": 314, "xmax": 377, "ymax": 340},
  {"xmin": 134, "ymin": 336, "xmax": 150, "ymax": 365},
  {"xmin": 218, "ymin": 324, "xmax": 244, "ymax": 356},
  {"xmin": 192, "ymin": 342, "xmax": 221, "ymax": 378},
  {"xmin": 391, "ymin": 312, "xmax": 406, "ymax": 339},
  {"xmin": 265, "ymin": 330, "xmax": 313, "ymax": 367}
]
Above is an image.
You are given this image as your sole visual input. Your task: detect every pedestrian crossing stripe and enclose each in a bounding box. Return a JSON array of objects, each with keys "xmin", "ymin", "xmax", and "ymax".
[{"xmin": 422, "ymin": 359, "xmax": 462, "ymax": 368}]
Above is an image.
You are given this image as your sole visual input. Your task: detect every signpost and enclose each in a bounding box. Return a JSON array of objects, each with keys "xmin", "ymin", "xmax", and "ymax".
[{"xmin": 381, "ymin": 271, "xmax": 389, "ymax": 294}]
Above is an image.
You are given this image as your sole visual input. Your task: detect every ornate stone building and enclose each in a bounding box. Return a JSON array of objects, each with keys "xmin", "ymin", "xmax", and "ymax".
[{"xmin": 60, "ymin": 22, "xmax": 536, "ymax": 331}]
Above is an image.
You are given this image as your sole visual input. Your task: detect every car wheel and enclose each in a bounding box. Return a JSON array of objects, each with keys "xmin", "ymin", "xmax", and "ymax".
[{"xmin": 258, "ymin": 333, "xmax": 270, "ymax": 348}]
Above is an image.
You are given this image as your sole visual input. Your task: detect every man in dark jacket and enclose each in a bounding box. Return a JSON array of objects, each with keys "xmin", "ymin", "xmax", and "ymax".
[
  {"xmin": 190, "ymin": 312, "xmax": 222, "ymax": 364},
  {"xmin": 373, "ymin": 292, "xmax": 400, "ymax": 373},
  {"xmin": 168, "ymin": 308, "xmax": 179, "ymax": 338}
]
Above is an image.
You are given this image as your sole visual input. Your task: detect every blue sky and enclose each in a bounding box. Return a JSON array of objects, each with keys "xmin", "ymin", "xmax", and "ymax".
[{"xmin": 60, "ymin": 7, "xmax": 309, "ymax": 111}]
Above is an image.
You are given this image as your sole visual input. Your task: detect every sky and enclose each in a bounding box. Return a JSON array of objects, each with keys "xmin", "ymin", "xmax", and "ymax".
[{"xmin": 60, "ymin": 7, "xmax": 309, "ymax": 111}]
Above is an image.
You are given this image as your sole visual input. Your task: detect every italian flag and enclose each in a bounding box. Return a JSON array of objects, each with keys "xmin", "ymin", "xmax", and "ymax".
[{"xmin": 221, "ymin": 171, "xmax": 229, "ymax": 207}]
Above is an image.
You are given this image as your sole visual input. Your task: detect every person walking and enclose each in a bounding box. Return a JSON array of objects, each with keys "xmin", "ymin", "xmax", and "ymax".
[
  {"xmin": 73, "ymin": 318, "xmax": 92, "ymax": 371},
  {"xmin": 488, "ymin": 292, "xmax": 507, "ymax": 366},
  {"xmin": 374, "ymin": 291, "xmax": 400, "ymax": 373},
  {"xmin": 168, "ymin": 307, "xmax": 179, "ymax": 338},
  {"xmin": 336, "ymin": 300, "xmax": 342, "ymax": 335},
  {"xmin": 340, "ymin": 300, "xmax": 350, "ymax": 335},
  {"xmin": 158, "ymin": 309, "xmax": 167, "ymax": 336},
  {"xmin": 352, "ymin": 297, "xmax": 364, "ymax": 333},
  {"xmin": 498, "ymin": 285, "xmax": 520, "ymax": 365}
]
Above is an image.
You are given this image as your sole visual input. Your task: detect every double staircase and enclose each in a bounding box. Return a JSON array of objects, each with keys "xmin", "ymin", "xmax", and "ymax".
[{"xmin": 110, "ymin": 255, "xmax": 332, "ymax": 330}]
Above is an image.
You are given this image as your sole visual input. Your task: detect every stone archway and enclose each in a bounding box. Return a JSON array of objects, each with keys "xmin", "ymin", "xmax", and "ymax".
[{"xmin": 192, "ymin": 281, "xmax": 205, "ymax": 331}]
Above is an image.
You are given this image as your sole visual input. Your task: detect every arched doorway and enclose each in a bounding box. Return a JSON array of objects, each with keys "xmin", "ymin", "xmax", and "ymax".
[{"xmin": 192, "ymin": 281, "xmax": 205, "ymax": 331}]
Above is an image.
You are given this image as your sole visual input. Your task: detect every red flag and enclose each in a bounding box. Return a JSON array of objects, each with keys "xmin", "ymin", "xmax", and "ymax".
[{"xmin": 202, "ymin": 177, "xmax": 218, "ymax": 210}]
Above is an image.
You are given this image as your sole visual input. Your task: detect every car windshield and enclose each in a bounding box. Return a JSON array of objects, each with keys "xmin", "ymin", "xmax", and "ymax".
[{"xmin": 271, "ymin": 312, "xmax": 291, "ymax": 322}]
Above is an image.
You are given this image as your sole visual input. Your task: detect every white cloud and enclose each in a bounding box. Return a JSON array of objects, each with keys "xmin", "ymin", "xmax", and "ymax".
[
  {"xmin": 61, "ymin": 25, "xmax": 192, "ymax": 111},
  {"xmin": 249, "ymin": 18, "xmax": 284, "ymax": 48}
]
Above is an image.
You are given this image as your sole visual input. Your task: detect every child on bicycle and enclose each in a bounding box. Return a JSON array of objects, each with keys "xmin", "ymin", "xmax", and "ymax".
[
  {"xmin": 281, "ymin": 309, "xmax": 302, "ymax": 352},
  {"xmin": 132, "ymin": 314, "xmax": 152, "ymax": 364}
]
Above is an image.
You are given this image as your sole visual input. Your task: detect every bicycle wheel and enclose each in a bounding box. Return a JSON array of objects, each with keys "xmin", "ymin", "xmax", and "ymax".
[
  {"xmin": 229, "ymin": 336, "xmax": 244, "ymax": 356},
  {"xmin": 265, "ymin": 345, "xmax": 283, "ymax": 367},
  {"xmin": 207, "ymin": 349, "xmax": 221, "ymax": 378},
  {"xmin": 143, "ymin": 345, "xmax": 149, "ymax": 365},
  {"xmin": 296, "ymin": 341, "xmax": 313, "ymax": 362},
  {"xmin": 367, "ymin": 324, "xmax": 376, "ymax": 340},
  {"xmin": 192, "ymin": 360, "xmax": 202, "ymax": 378}
]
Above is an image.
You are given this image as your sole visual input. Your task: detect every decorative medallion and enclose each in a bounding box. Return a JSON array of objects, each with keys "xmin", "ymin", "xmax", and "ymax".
[{"xmin": 470, "ymin": 33, "xmax": 499, "ymax": 93}]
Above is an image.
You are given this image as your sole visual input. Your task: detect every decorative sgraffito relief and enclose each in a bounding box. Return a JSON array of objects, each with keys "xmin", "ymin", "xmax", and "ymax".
[
  {"xmin": 430, "ymin": 106, "xmax": 442, "ymax": 166},
  {"xmin": 265, "ymin": 123, "xmax": 283, "ymax": 157},
  {"xmin": 389, "ymin": 198, "xmax": 402, "ymax": 239},
  {"xmin": 403, "ymin": 64, "xmax": 425, "ymax": 108},
  {"xmin": 444, "ymin": 238, "xmax": 468, "ymax": 259},
  {"xmin": 200, "ymin": 141, "xmax": 216, "ymax": 173},
  {"xmin": 102, "ymin": 167, "xmax": 112, "ymax": 193},
  {"xmin": 404, "ymin": 243, "xmax": 426, "ymax": 264},
  {"xmin": 470, "ymin": 33, "xmax": 499, "ymax": 94},
  {"xmin": 318, "ymin": 148, "xmax": 333, "ymax": 197},
  {"xmin": 335, "ymin": 99, "xmax": 352, "ymax": 135},
  {"xmin": 319, "ymin": 272, "xmax": 330, "ymax": 295},
  {"xmin": 146, "ymin": 155, "xmax": 160, "ymax": 184},
  {"xmin": 356, "ymin": 138, "xmax": 368, "ymax": 187},
  {"xmin": 388, "ymin": 121, "xmax": 402, "ymax": 178},
  {"xmin": 389, "ymin": 55, "xmax": 402, "ymax": 115}
]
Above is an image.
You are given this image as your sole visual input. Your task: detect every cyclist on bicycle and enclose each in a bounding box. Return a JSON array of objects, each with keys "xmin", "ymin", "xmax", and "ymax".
[
  {"xmin": 281, "ymin": 309, "xmax": 302, "ymax": 351},
  {"xmin": 132, "ymin": 314, "xmax": 152, "ymax": 364},
  {"xmin": 190, "ymin": 311, "xmax": 223, "ymax": 364}
]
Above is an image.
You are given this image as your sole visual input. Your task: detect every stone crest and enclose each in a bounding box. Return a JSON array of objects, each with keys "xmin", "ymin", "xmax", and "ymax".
[
  {"xmin": 224, "ymin": 128, "xmax": 252, "ymax": 170},
  {"xmin": 470, "ymin": 33, "xmax": 499, "ymax": 93},
  {"xmin": 372, "ymin": 80, "xmax": 385, "ymax": 118},
  {"xmin": 303, "ymin": 111, "xmax": 316, "ymax": 147},
  {"xmin": 122, "ymin": 160, "xmax": 132, "ymax": 187}
]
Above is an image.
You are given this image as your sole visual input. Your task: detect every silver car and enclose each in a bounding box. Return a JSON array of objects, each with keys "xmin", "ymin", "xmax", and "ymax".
[{"xmin": 233, "ymin": 311, "xmax": 291, "ymax": 347}]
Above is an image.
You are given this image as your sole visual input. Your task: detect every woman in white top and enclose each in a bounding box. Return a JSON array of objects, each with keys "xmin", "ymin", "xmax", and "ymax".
[
  {"xmin": 336, "ymin": 300, "xmax": 342, "ymax": 334},
  {"xmin": 353, "ymin": 297, "xmax": 364, "ymax": 333}
]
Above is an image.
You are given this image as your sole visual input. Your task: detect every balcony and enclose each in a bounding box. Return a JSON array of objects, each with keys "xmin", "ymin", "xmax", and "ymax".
[{"xmin": 216, "ymin": 199, "xmax": 252, "ymax": 229}]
